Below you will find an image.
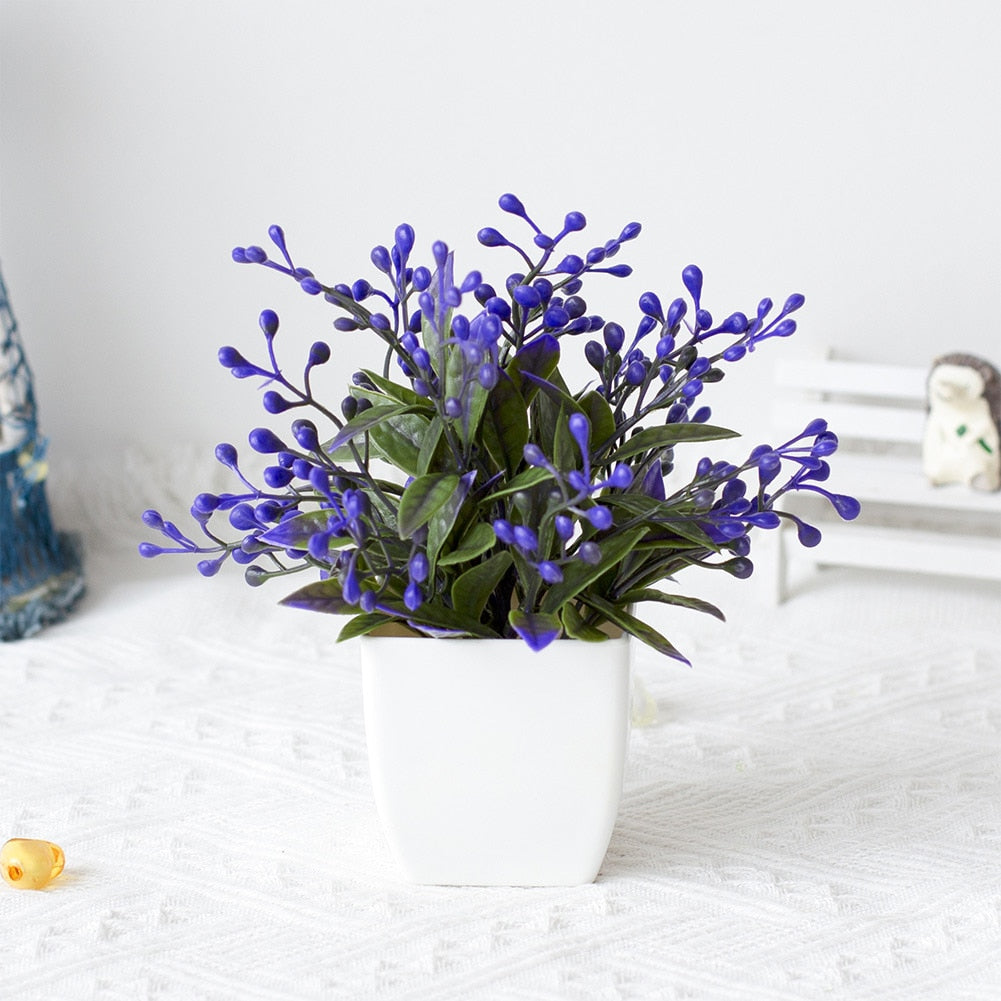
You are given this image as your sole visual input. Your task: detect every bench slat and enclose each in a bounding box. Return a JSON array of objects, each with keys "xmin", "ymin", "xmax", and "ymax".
[
  {"xmin": 823, "ymin": 454, "xmax": 1001, "ymax": 513},
  {"xmin": 774, "ymin": 359, "xmax": 929, "ymax": 401},
  {"xmin": 772, "ymin": 399, "xmax": 926, "ymax": 445},
  {"xmin": 799, "ymin": 521, "xmax": 1001, "ymax": 582}
]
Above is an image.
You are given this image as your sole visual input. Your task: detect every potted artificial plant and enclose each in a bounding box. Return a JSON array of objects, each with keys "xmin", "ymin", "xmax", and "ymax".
[{"xmin": 142, "ymin": 194, "xmax": 858, "ymax": 885}]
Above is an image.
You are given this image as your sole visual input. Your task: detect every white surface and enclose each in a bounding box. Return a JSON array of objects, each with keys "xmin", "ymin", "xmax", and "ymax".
[
  {"xmin": 2, "ymin": 519, "xmax": 1000, "ymax": 999},
  {"xmin": 361, "ymin": 634, "xmax": 631, "ymax": 886},
  {"xmin": 2, "ymin": 1, "xmax": 1000, "ymax": 463}
]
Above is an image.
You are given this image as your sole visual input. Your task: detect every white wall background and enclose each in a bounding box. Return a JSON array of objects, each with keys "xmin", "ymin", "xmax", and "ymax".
[{"xmin": 2, "ymin": 0, "xmax": 999, "ymax": 495}]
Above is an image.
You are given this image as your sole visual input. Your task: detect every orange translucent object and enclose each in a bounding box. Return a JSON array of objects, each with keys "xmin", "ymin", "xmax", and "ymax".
[{"xmin": 1, "ymin": 838, "xmax": 65, "ymax": 890}]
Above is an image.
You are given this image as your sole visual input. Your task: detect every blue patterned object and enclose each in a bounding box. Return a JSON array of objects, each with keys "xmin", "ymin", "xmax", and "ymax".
[{"xmin": 0, "ymin": 264, "xmax": 84, "ymax": 640}]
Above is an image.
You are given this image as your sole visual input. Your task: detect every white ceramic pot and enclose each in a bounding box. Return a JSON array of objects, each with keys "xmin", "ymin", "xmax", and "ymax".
[{"xmin": 360, "ymin": 634, "xmax": 633, "ymax": 887}]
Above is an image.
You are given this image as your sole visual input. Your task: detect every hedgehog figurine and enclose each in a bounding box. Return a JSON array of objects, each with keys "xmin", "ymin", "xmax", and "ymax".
[{"xmin": 922, "ymin": 352, "xmax": 1001, "ymax": 493}]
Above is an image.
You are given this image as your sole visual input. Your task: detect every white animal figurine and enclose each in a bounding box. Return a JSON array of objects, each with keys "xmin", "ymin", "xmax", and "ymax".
[{"xmin": 922, "ymin": 353, "xmax": 1001, "ymax": 492}]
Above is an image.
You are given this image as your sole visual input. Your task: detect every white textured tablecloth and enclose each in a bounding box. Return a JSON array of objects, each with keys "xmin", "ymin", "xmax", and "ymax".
[{"xmin": 2, "ymin": 513, "xmax": 1000, "ymax": 999}]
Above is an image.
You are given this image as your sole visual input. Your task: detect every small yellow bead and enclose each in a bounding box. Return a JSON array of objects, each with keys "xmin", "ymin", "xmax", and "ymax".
[{"xmin": 1, "ymin": 839, "xmax": 65, "ymax": 890}]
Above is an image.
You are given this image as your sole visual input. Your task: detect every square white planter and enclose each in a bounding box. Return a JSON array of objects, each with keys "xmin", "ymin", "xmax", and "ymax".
[{"xmin": 360, "ymin": 635, "xmax": 633, "ymax": 886}]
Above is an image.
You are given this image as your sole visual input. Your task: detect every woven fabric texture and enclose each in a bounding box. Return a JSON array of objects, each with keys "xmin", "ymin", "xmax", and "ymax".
[{"xmin": 2, "ymin": 456, "xmax": 999, "ymax": 1000}]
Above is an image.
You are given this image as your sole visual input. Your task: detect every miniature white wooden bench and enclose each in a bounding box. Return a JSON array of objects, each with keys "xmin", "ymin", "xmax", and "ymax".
[{"xmin": 769, "ymin": 356, "xmax": 1001, "ymax": 601}]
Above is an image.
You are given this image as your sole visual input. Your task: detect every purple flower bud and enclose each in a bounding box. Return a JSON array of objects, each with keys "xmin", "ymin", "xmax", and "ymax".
[
  {"xmin": 197, "ymin": 556, "xmax": 225, "ymax": 578},
  {"xmin": 692, "ymin": 406, "xmax": 712, "ymax": 423},
  {"xmin": 291, "ymin": 420, "xmax": 320, "ymax": 452},
  {"xmin": 563, "ymin": 211, "xmax": 586, "ymax": 232},
  {"xmin": 577, "ymin": 541, "xmax": 602, "ymax": 565},
  {"xmin": 138, "ymin": 542, "xmax": 163, "ymax": 558},
  {"xmin": 722, "ymin": 344, "xmax": 746, "ymax": 363},
  {"xmin": 370, "ymin": 313, "xmax": 391, "ymax": 331},
  {"xmin": 486, "ymin": 296, "xmax": 511, "ymax": 320},
  {"xmin": 492, "ymin": 519, "xmax": 516, "ymax": 545},
  {"xmin": 568, "ymin": 413, "xmax": 590, "ymax": 455},
  {"xmin": 782, "ymin": 293, "xmax": 806, "ymax": 315},
  {"xmin": 218, "ymin": 346, "xmax": 249, "ymax": 369},
  {"xmin": 478, "ymin": 363, "xmax": 499, "ymax": 390},
  {"xmin": 141, "ymin": 510, "xmax": 166, "ymax": 534},
  {"xmin": 215, "ymin": 443, "xmax": 238, "ymax": 468},
  {"xmin": 523, "ymin": 444, "xmax": 548, "ymax": 467},
  {"xmin": 395, "ymin": 223, "xmax": 415, "ymax": 260},
  {"xmin": 351, "ymin": 279, "xmax": 371, "ymax": 301},
  {"xmin": 232, "ymin": 247, "xmax": 250, "ymax": 263},
  {"xmin": 639, "ymin": 292, "xmax": 663, "ymax": 320},
  {"xmin": 603, "ymin": 322, "xmax": 625, "ymax": 353},
  {"xmin": 412, "ymin": 347, "xmax": 431, "ymax": 371},
  {"xmin": 696, "ymin": 308, "xmax": 713, "ymax": 331},
  {"xmin": 812, "ymin": 431, "xmax": 839, "ymax": 456},
  {"xmin": 626, "ymin": 360, "xmax": 647, "ymax": 385},
  {"xmin": 444, "ymin": 397, "xmax": 463, "ymax": 419},
  {"xmin": 404, "ymin": 581, "xmax": 423, "ymax": 611},
  {"xmin": 371, "ymin": 245, "xmax": 392, "ymax": 274},
  {"xmin": 244, "ymin": 245, "xmax": 267, "ymax": 263},
  {"xmin": 499, "ymin": 192, "xmax": 527, "ymax": 216},
  {"xmin": 249, "ymin": 427, "xmax": 286, "ymax": 453},
  {"xmin": 568, "ymin": 470, "xmax": 590, "ymax": 495},
  {"xmin": 513, "ymin": 525, "xmax": 539, "ymax": 552},
  {"xmin": 477, "ymin": 226, "xmax": 507, "ymax": 248},
  {"xmin": 308, "ymin": 341, "xmax": 331, "ymax": 367},
  {"xmin": 682, "ymin": 379, "xmax": 703, "ymax": 398},
  {"xmin": 408, "ymin": 552, "xmax": 429, "ymax": 583},
  {"xmin": 584, "ymin": 340, "xmax": 605, "ymax": 370},
  {"xmin": 586, "ymin": 505, "xmax": 613, "ymax": 530},
  {"xmin": 655, "ymin": 335, "xmax": 675, "ymax": 359},
  {"xmin": 192, "ymin": 493, "xmax": 220, "ymax": 514},
  {"xmin": 537, "ymin": 561, "xmax": 564, "ymax": 584},
  {"xmin": 667, "ymin": 298, "xmax": 687, "ymax": 327},
  {"xmin": 603, "ymin": 265, "xmax": 632, "ymax": 278},
  {"xmin": 413, "ymin": 378, "xmax": 431, "ymax": 397},
  {"xmin": 555, "ymin": 254, "xmax": 584, "ymax": 275},
  {"xmin": 545, "ymin": 306, "xmax": 570, "ymax": 329},
  {"xmin": 682, "ymin": 265, "xmax": 703, "ymax": 306},
  {"xmin": 555, "ymin": 514, "xmax": 574, "ymax": 540},
  {"xmin": 411, "ymin": 266, "xmax": 431, "ymax": 292},
  {"xmin": 586, "ymin": 246, "xmax": 607, "ymax": 265},
  {"xmin": 300, "ymin": 277, "xmax": 322, "ymax": 296},
  {"xmin": 264, "ymin": 466, "xmax": 294, "ymax": 488},
  {"xmin": 333, "ymin": 318, "xmax": 360, "ymax": 332},
  {"xmin": 343, "ymin": 561, "xmax": 361, "ymax": 605},
  {"xmin": 608, "ymin": 464, "xmax": 633, "ymax": 489},
  {"xmin": 229, "ymin": 503, "xmax": 258, "ymax": 531},
  {"xmin": 292, "ymin": 459, "xmax": 314, "ymax": 480},
  {"xmin": 619, "ymin": 222, "xmax": 641, "ymax": 242},
  {"xmin": 513, "ymin": 285, "xmax": 542, "ymax": 309},
  {"xmin": 757, "ymin": 298, "xmax": 773, "ymax": 320},
  {"xmin": 689, "ymin": 357, "xmax": 710, "ymax": 378}
]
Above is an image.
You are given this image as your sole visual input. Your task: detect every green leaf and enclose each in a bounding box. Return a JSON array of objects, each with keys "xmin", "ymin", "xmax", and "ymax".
[
  {"xmin": 617, "ymin": 588, "xmax": 726, "ymax": 621},
  {"xmin": 560, "ymin": 603, "xmax": 610, "ymax": 642},
  {"xmin": 337, "ymin": 613, "xmax": 393, "ymax": 642},
  {"xmin": 396, "ymin": 472, "xmax": 459, "ymax": 539},
  {"xmin": 437, "ymin": 522, "xmax": 497, "ymax": 566},
  {"xmin": 481, "ymin": 373, "xmax": 529, "ymax": 476},
  {"xmin": 578, "ymin": 390, "xmax": 616, "ymax": 451},
  {"xmin": 482, "ymin": 465, "xmax": 554, "ymax": 502},
  {"xmin": 579, "ymin": 593, "xmax": 691, "ymax": 665},
  {"xmin": 451, "ymin": 551, "xmax": 513, "ymax": 621},
  {"xmin": 279, "ymin": 578, "xmax": 352, "ymax": 615},
  {"xmin": 426, "ymin": 471, "xmax": 474, "ymax": 568},
  {"xmin": 358, "ymin": 369, "xmax": 425, "ymax": 407},
  {"xmin": 540, "ymin": 527, "xmax": 647, "ymax": 614},
  {"xmin": 606, "ymin": 423, "xmax": 738, "ymax": 462},
  {"xmin": 323, "ymin": 403, "xmax": 419, "ymax": 454},
  {"xmin": 368, "ymin": 412, "xmax": 430, "ymax": 477},
  {"xmin": 416, "ymin": 416, "xmax": 448, "ymax": 475},
  {"xmin": 506, "ymin": 335, "xmax": 560, "ymax": 404},
  {"xmin": 379, "ymin": 598, "xmax": 501, "ymax": 638}
]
